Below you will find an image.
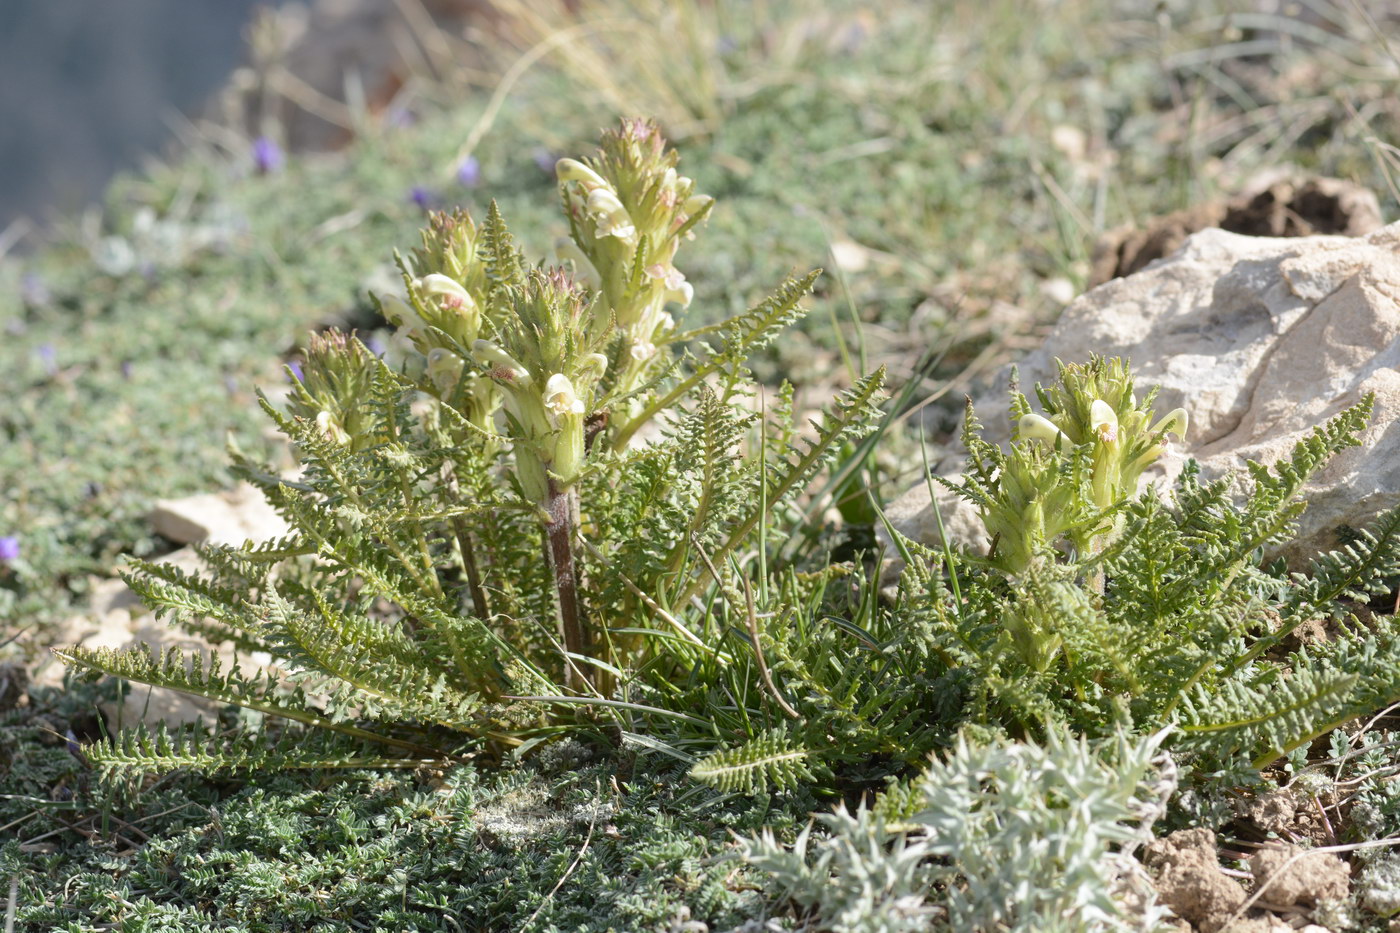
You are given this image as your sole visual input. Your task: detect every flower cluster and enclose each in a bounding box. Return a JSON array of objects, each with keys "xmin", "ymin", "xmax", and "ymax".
[
  {"xmin": 338, "ymin": 123, "xmax": 711, "ymax": 524},
  {"xmin": 377, "ymin": 209, "xmax": 500, "ymax": 430},
  {"xmin": 286, "ymin": 331, "xmax": 379, "ymax": 450},
  {"xmin": 1015, "ymin": 357, "xmax": 1186, "ymax": 516},
  {"xmin": 472, "ymin": 269, "xmax": 610, "ymax": 505},
  {"xmin": 959, "ymin": 357, "xmax": 1187, "ymax": 577},
  {"xmin": 555, "ymin": 118, "xmax": 712, "ymax": 397}
]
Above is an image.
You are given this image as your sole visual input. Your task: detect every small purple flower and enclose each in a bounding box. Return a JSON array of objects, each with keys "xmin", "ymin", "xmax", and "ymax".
[
  {"xmin": 456, "ymin": 155, "xmax": 482, "ymax": 189},
  {"xmin": 287, "ymin": 360, "xmax": 304, "ymax": 382},
  {"xmin": 837, "ymin": 21, "xmax": 868, "ymax": 54},
  {"xmin": 0, "ymin": 536, "xmax": 19, "ymax": 563},
  {"xmin": 384, "ymin": 105, "xmax": 417, "ymax": 129},
  {"xmin": 367, "ymin": 334, "xmax": 388, "ymax": 357},
  {"xmin": 121, "ymin": 360, "xmax": 134, "ymax": 380},
  {"xmin": 253, "ymin": 136, "xmax": 285, "ymax": 175},
  {"xmin": 715, "ymin": 34, "xmax": 739, "ymax": 54},
  {"xmin": 20, "ymin": 273, "xmax": 50, "ymax": 308},
  {"xmin": 531, "ymin": 147, "xmax": 556, "ymax": 173},
  {"xmin": 409, "ymin": 186, "xmax": 437, "ymax": 210},
  {"xmin": 37, "ymin": 343, "xmax": 57, "ymax": 376}
]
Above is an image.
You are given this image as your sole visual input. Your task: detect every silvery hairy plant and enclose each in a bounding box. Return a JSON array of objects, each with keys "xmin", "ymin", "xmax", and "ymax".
[
  {"xmin": 742, "ymin": 725, "xmax": 1178, "ymax": 933},
  {"xmin": 56, "ymin": 119, "xmax": 888, "ymax": 773}
]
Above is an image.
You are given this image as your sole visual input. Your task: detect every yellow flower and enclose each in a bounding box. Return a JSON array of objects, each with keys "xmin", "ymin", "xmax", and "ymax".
[
  {"xmin": 544, "ymin": 373, "xmax": 585, "ymax": 418},
  {"xmin": 471, "ymin": 339, "xmax": 530, "ymax": 386},
  {"xmin": 585, "ymin": 189, "xmax": 636, "ymax": 240},
  {"xmin": 1150, "ymin": 408, "xmax": 1188, "ymax": 440},
  {"xmin": 416, "ymin": 273, "xmax": 474, "ymax": 308},
  {"xmin": 1090, "ymin": 399, "xmax": 1118, "ymax": 444},
  {"xmin": 555, "ymin": 157, "xmax": 609, "ymax": 189}
]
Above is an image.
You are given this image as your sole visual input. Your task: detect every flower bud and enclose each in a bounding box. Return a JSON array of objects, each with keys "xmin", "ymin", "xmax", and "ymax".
[
  {"xmin": 426, "ymin": 347, "xmax": 465, "ymax": 394},
  {"xmin": 314, "ymin": 410, "xmax": 350, "ymax": 446},
  {"xmin": 378, "ymin": 294, "xmax": 424, "ymax": 333},
  {"xmin": 586, "ymin": 188, "xmax": 625, "ymax": 216},
  {"xmin": 682, "ymin": 195, "xmax": 713, "ymax": 216},
  {"xmin": 576, "ymin": 352, "xmax": 609, "ymax": 385},
  {"xmin": 1018, "ymin": 413, "xmax": 1068, "ymax": 447},
  {"xmin": 555, "ymin": 158, "xmax": 609, "ymax": 189}
]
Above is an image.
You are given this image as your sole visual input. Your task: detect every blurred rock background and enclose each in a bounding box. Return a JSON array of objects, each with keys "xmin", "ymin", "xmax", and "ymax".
[
  {"xmin": 0, "ymin": 0, "xmax": 268, "ymax": 228},
  {"xmin": 0, "ymin": 0, "xmax": 498, "ymax": 234}
]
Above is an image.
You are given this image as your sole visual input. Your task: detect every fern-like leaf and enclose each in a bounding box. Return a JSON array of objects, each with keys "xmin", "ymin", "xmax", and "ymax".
[
  {"xmin": 83, "ymin": 722, "xmax": 437, "ymax": 774},
  {"xmin": 690, "ymin": 727, "xmax": 819, "ymax": 793},
  {"xmin": 679, "ymin": 369, "xmax": 886, "ymax": 605},
  {"xmin": 1288, "ymin": 502, "xmax": 1400, "ymax": 619},
  {"xmin": 55, "ymin": 644, "xmax": 442, "ymax": 758}
]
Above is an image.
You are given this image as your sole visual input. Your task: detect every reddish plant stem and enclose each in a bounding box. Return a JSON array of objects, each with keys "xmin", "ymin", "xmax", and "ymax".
[{"xmin": 544, "ymin": 481, "xmax": 587, "ymax": 689}]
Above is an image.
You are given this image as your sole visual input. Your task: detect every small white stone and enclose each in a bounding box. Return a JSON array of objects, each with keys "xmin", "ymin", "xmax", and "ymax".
[
  {"xmin": 150, "ymin": 482, "xmax": 289, "ymax": 546},
  {"xmin": 1051, "ymin": 124, "xmax": 1087, "ymax": 162},
  {"xmin": 830, "ymin": 238, "xmax": 871, "ymax": 274},
  {"xmin": 1039, "ymin": 276, "xmax": 1077, "ymax": 306}
]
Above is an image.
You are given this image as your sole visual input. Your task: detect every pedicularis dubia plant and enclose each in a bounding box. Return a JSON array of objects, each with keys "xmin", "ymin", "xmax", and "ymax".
[
  {"xmin": 914, "ymin": 356, "xmax": 1400, "ymax": 768},
  {"xmin": 58, "ymin": 120, "xmax": 931, "ymax": 784},
  {"xmin": 55, "ymin": 124, "xmax": 1400, "ymax": 794}
]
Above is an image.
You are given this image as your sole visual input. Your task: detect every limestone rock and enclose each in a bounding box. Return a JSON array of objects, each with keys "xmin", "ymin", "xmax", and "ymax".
[
  {"xmin": 883, "ymin": 220, "xmax": 1400, "ymax": 570},
  {"xmin": 880, "ymin": 472, "xmax": 988, "ymax": 558},
  {"xmin": 149, "ymin": 481, "xmax": 289, "ymax": 546}
]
